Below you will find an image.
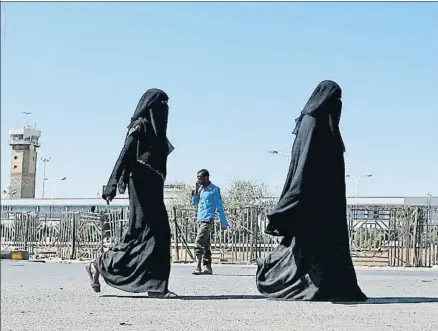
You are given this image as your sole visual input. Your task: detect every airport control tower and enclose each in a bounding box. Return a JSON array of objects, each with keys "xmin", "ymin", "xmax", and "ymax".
[{"xmin": 8, "ymin": 123, "xmax": 41, "ymax": 199}]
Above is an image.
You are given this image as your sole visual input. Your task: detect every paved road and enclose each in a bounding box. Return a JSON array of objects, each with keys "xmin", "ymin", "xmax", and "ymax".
[{"xmin": 1, "ymin": 261, "xmax": 437, "ymax": 331}]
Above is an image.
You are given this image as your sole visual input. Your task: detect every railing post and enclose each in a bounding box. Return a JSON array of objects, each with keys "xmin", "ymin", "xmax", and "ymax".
[
  {"xmin": 248, "ymin": 208, "xmax": 255, "ymax": 263},
  {"xmin": 15, "ymin": 212, "xmax": 21, "ymax": 250},
  {"xmin": 173, "ymin": 207, "xmax": 180, "ymax": 262},
  {"xmin": 118, "ymin": 212, "xmax": 124, "ymax": 242},
  {"xmin": 23, "ymin": 213, "xmax": 30, "ymax": 253},
  {"xmin": 105, "ymin": 214, "xmax": 109, "ymax": 253},
  {"xmin": 70, "ymin": 213, "xmax": 76, "ymax": 260},
  {"xmin": 412, "ymin": 208, "xmax": 419, "ymax": 266}
]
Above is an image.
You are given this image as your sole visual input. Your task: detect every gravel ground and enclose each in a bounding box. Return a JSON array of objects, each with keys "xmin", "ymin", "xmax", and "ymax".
[{"xmin": 1, "ymin": 261, "xmax": 437, "ymax": 331}]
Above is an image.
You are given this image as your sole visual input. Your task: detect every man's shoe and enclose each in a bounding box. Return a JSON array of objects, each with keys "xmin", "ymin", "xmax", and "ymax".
[
  {"xmin": 192, "ymin": 266, "xmax": 202, "ymax": 275},
  {"xmin": 202, "ymin": 264, "xmax": 213, "ymax": 275},
  {"xmin": 193, "ymin": 257, "xmax": 202, "ymax": 275}
]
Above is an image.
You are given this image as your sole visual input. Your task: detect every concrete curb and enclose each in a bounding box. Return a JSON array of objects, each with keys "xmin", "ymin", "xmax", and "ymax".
[
  {"xmin": 2, "ymin": 253, "xmax": 437, "ymax": 271},
  {"xmin": 4, "ymin": 258, "xmax": 437, "ymax": 271},
  {"xmin": 0, "ymin": 250, "xmax": 29, "ymax": 261}
]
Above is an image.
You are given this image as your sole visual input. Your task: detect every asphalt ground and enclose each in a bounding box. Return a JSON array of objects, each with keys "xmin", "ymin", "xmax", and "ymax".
[{"xmin": 1, "ymin": 261, "xmax": 437, "ymax": 331}]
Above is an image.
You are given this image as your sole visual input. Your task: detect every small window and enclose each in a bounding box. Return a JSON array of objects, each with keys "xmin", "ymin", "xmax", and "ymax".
[
  {"xmin": 13, "ymin": 165, "xmax": 17, "ymax": 169},
  {"xmin": 14, "ymin": 156, "xmax": 18, "ymax": 160}
]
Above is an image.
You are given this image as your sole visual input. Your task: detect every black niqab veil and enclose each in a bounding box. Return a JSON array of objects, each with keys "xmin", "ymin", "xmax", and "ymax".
[
  {"xmin": 292, "ymin": 80, "xmax": 345, "ymax": 151},
  {"xmin": 128, "ymin": 88, "xmax": 174, "ymax": 180},
  {"xmin": 256, "ymin": 80, "xmax": 367, "ymax": 302}
]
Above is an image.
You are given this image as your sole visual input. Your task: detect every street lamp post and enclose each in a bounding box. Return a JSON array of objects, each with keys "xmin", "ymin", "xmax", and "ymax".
[
  {"xmin": 268, "ymin": 150, "xmax": 291, "ymax": 165},
  {"xmin": 41, "ymin": 157, "xmax": 51, "ymax": 199},
  {"xmin": 45, "ymin": 177, "xmax": 66, "ymax": 218},
  {"xmin": 346, "ymin": 173, "xmax": 373, "ymax": 198}
]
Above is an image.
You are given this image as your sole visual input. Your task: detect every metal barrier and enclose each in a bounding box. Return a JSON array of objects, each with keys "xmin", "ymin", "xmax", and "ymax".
[
  {"xmin": 1, "ymin": 205, "xmax": 437, "ymax": 267},
  {"xmin": 171, "ymin": 207, "xmax": 281, "ymax": 263},
  {"xmin": 347, "ymin": 206, "xmax": 438, "ymax": 267}
]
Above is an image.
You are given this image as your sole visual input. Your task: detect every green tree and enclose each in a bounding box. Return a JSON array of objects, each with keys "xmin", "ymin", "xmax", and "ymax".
[
  {"xmin": 221, "ymin": 180, "xmax": 275, "ymax": 241},
  {"xmin": 164, "ymin": 181, "xmax": 197, "ymax": 242},
  {"xmin": 223, "ymin": 179, "xmax": 275, "ymax": 209},
  {"xmin": 354, "ymin": 228, "xmax": 383, "ymax": 249},
  {"xmin": 165, "ymin": 181, "xmax": 194, "ymax": 209}
]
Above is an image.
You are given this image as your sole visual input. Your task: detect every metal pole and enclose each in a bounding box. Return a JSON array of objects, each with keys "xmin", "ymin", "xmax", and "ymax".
[
  {"xmin": 268, "ymin": 150, "xmax": 291, "ymax": 173},
  {"xmin": 355, "ymin": 178, "xmax": 359, "ymax": 199},
  {"xmin": 52, "ymin": 183, "xmax": 56, "ymax": 207},
  {"xmin": 51, "ymin": 181, "xmax": 55, "ymax": 220},
  {"xmin": 42, "ymin": 165, "xmax": 46, "ymax": 199},
  {"xmin": 49, "ymin": 177, "xmax": 66, "ymax": 219},
  {"xmin": 427, "ymin": 193, "xmax": 431, "ymax": 224},
  {"xmin": 346, "ymin": 174, "xmax": 372, "ymax": 199},
  {"xmin": 41, "ymin": 157, "xmax": 51, "ymax": 199}
]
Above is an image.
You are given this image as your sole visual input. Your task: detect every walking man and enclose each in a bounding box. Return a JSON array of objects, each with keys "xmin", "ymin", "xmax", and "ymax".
[{"xmin": 191, "ymin": 169, "xmax": 229, "ymax": 275}]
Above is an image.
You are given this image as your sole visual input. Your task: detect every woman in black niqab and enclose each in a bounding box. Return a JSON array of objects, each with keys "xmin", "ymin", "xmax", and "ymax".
[
  {"xmin": 85, "ymin": 88, "xmax": 176, "ymax": 298},
  {"xmin": 256, "ymin": 80, "xmax": 367, "ymax": 302}
]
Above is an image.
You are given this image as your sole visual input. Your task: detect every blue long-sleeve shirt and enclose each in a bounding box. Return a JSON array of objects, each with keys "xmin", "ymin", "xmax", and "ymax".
[{"xmin": 191, "ymin": 183, "xmax": 229, "ymax": 228}]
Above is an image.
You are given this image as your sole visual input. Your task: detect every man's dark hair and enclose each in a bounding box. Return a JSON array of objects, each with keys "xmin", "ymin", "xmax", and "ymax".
[{"xmin": 197, "ymin": 169, "xmax": 210, "ymax": 177}]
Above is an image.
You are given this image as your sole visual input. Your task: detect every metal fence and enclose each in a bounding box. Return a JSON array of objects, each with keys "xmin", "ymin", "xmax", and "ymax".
[
  {"xmin": 1, "ymin": 205, "xmax": 437, "ymax": 267},
  {"xmin": 348, "ymin": 206, "xmax": 438, "ymax": 267}
]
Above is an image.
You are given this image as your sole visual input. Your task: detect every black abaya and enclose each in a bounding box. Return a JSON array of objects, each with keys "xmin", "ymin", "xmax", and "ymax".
[
  {"xmin": 96, "ymin": 89, "xmax": 173, "ymax": 294},
  {"xmin": 256, "ymin": 80, "xmax": 367, "ymax": 302}
]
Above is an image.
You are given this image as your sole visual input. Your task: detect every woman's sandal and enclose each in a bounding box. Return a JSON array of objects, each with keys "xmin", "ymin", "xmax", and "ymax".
[
  {"xmin": 85, "ymin": 261, "xmax": 101, "ymax": 293},
  {"xmin": 147, "ymin": 291, "xmax": 178, "ymax": 299}
]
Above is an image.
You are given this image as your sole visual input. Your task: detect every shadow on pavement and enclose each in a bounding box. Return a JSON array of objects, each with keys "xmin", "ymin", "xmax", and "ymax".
[
  {"xmin": 179, "ymin": 295, "xmax": 264, "ymax": 300},
  {"xmin": 212, "ymin": 274, "xmax": 254, "ymax": 277},
  {"xmin": 100, "ymin": 294, "xmax": 265, "ymax": 300},
  {"xmin": 100, "ymin": 295, "xmax": 438, "ymax": 303},
  {"xmin": 336, "ymin": 297, "xmax": 438, "ymax": 305}
]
